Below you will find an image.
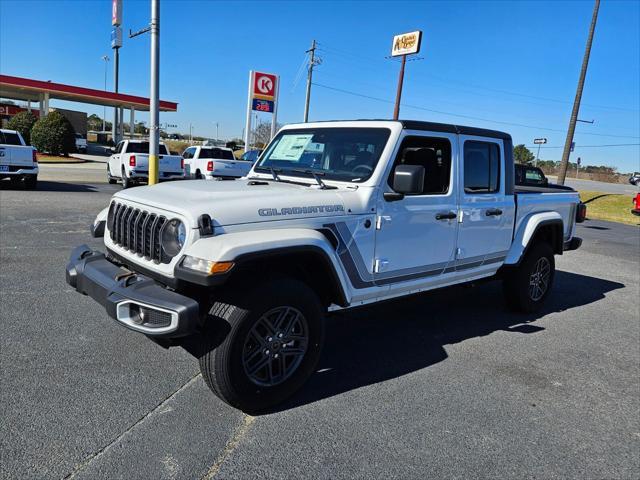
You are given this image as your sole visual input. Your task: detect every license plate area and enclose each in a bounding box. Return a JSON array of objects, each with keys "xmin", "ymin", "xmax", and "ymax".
[{"xmin": 0, "ymin": 165, "xmax": 9, "ymax": 172}]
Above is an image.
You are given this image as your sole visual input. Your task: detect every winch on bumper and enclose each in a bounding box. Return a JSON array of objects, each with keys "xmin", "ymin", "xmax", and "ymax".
[{"xmin": 65, "ymin": 245, "xmax": 199, "ymax": 337}]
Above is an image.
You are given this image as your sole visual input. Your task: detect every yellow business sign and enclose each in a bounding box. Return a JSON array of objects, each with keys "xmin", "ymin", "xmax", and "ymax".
[{"xmin": 391, "ymin": 30, "xmax": 422, "ymax": 57}]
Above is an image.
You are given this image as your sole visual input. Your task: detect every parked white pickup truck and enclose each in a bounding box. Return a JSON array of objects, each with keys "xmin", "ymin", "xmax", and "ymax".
[
  {"xmin": 183, "ymin": 145, "xmax": 252, "ymax": 179},
  {"xmin": 67, "ymin": 120, "xmax": 585, "ymax": 412},
  {"xmin": 0, "ymin": 128, "xmax": 38, "ymax": 189},
  {"xmin": 107, "ymin": 139, "xmax": 184, "ymax": 188}
]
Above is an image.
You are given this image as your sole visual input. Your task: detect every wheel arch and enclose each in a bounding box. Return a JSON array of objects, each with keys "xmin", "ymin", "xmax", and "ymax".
[{"xmin": 504, "ymin": 212, "xmax": 564, "ymax": 265}]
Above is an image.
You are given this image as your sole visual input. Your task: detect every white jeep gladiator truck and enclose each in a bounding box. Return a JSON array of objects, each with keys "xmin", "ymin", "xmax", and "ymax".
[
  {"xmin": 66, "ymin": 120, "xmax": 585, "ymax": 412},
  {"xmin": 0, "ymin": 128, "xmax": 38, "ymax": 189},
  {"xmin": 183, "ymin": 145, "xmax": 252, "ymax": 179},
  {"xmin": 107, "ymin": 139, "xmax": 184, "ymax": 188}
]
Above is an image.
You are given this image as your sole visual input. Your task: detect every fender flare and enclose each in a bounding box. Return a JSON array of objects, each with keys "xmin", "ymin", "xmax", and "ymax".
[
  {"xmin": 504, "ymin": 212, "xmax": 563, "ymax": 265},
  {"xmin": 178, "ymin": 228, "xmax": 350, "ymax": 305}
]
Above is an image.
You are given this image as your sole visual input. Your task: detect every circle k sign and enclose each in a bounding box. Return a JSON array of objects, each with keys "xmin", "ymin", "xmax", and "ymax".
[{"xmin": 253, "ymin": 72, "xmax": 277, "ymax": 100}]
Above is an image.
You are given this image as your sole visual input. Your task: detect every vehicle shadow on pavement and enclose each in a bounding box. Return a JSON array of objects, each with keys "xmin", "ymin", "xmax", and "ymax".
[
  {"xmin": 0, "ymin": 180, "xmax": 99, "ymax": 192},
  {"xmin": 273, "ymin": 270, "xmax": 624, "ymax": 412}
]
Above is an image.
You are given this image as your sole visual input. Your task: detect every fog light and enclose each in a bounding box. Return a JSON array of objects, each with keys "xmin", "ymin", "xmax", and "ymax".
[{"xmin": 182, "ymin": 256, "xmax": 234, "ymax": 275}]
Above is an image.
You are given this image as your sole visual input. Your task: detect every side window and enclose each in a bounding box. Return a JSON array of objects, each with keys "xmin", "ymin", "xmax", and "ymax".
[
  {"xmin": 525, "ymin": 169, "xmax": 543, "ymax": 182},
  {"xmin": 463, "ymin": 141, "xmax": 500, "ymax": 194},
  {"xmin": 115, "ymin": 142, "xmax": 124, "ymax": 154},
  {"xmin": 183, "ymin": 148, "xmax": 194, "ymax": 159},
  {"xmin": 389, "ymin": 136, "xmax": 452, "ymax": 195}
]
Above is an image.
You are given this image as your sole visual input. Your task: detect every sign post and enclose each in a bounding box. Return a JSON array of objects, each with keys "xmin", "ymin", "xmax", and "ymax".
[
  {"xmin": 391, "ymin": 30, "xmax": 422, "ymax": 120},
  {"xmin": 111, "ymin": 0, "xmax": 123, "ymax": 144},
  {"xmin": 533, "ymin": 137, "xmax": 547, "ymax": 167},
  {"xmin": 244, "ymin": 70, "xmax": 279, "ymax": 150}
]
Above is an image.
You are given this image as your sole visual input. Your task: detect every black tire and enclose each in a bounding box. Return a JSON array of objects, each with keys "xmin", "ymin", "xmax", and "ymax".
[
  {"xmin": 107, "ymin": 165, "xmax": 117, "ymax": 184},
  {"xmin": 503, "ymin": 242, "xmax": 555, "ymax": 313},
  {"xmin": 199, "ymin": 278, "xmax": 325, "ymax": 413},
  {"xmin": 24, "ymin": 174, "xmax": 38, "ymax": 190},
  {"xmin": 195, "ymin": 170, "xmax": 203, "ymax": 180},
  {"xmin": 122, "ymin": 168, "xmax": 132, "ymax": 189}
]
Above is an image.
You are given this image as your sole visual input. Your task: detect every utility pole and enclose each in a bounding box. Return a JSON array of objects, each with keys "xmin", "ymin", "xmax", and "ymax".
[
  {"xmin": 304, "ymin": 40, "xmax": 320, "ymax": 122},
  {"xmin": 101, "ymin": 55, "xmax": 109, "ymax": 132},
  {"xmin": 148, "ymin": 0, "xmax": 160, "ymax": 185},
  {"xmin": 557, "ymin": 0, "xmax": 600, "ymax": 185}
]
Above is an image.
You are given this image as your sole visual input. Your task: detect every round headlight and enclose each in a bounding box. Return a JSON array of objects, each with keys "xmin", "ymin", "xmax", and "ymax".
[{"xmin": 161, "ymin": 219, "xmax": 186, "ymax": 257}]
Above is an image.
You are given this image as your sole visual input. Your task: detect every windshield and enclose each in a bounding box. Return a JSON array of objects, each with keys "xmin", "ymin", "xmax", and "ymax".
[
  {"xmin": 255, "ymin": 128, "xmax": 391, "ymax": 182},
  {"xmin": 199, "ymin": 148, "xmax": 234, "ymax": 160}
]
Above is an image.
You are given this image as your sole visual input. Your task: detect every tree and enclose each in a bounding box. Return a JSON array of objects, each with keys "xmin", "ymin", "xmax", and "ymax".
[
  {"xmin": 251, "ymin": 122, "xmax": 281, "ymax": 148},
  {"xmin": 31, "ymin": 111, "xmax": 76, "ymax": 156},
  {"xmin": 87, "ymin": 113, "xmax": 111, "ymax": 132},
  {"xmin": 7, "ymin": 111, "xmax": 38, "ymax": 144},
  {"xmin": 513, "ymin": 144, "xmax": 535, "ymax": 165}
]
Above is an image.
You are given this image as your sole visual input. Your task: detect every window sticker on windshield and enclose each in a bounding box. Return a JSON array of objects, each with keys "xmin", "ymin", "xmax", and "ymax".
[{"xmin": 269, "ymin": 134, "xmax": 314, "ymax": 161}]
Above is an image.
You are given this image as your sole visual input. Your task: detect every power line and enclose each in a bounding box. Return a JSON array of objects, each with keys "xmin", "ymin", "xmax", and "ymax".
[
  {"xmin": 527, "ymin": 143, "xmax": 640, "ymax": 148},
  {"xmin": 316, "ymin": 42, "xmax": 639, "ymax": 114},
  {"xmin": 312, "ymin": 82, "xmax": 640, "ymax": 139}
]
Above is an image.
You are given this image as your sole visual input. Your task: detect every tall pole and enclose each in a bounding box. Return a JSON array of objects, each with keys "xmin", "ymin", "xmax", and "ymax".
[
  {"xmin": 148, "ymin": 0, "xmax": 160, "ymax": 186},
  {"xmin": 112, "ymin": 48, "xmax": 119, "ymax": 142},
  {"xmin": 393, "ymin": 55, "xmax": 407, "ymax": 120},
  {"xmin": 303, "ymin": 39, "xmax": 316, "ymax": 122},
  {"xmin": 557, "ymin": 0, "xmax": 599, "ymax": 185},
  {"xmin": 244, "ymin": 71, "xmax": 254, "ymax": 151},
  {"xmin": 270, "ymin": 75, "xmax": 280, "ymax": 140},
  {"xmin": 535, "ymin": 143, "xmax": 541, "ymax": 167},
  {"xmin": 102, "ymin": 55, "xmax": 109, "ymax": 132}
]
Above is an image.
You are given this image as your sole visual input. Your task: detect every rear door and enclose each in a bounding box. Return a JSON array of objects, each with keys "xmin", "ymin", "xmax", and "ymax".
[{"xmin": 456, "ymin": 135, "xmax": 515, "ymax": 271}]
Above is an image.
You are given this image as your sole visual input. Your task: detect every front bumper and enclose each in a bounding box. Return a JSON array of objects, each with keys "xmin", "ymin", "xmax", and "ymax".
[{"xmin": 65, "ymin": 245, "xmax": 200, "ymax": 338}]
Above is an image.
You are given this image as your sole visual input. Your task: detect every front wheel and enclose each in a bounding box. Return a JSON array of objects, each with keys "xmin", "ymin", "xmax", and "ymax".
[
  {"xmin": 199, "ymin": 278, "xmax": 325, "ymax": 413},
  {"xmin": 503, "ymin": 242, "xmax": 555, "ymax": 313}
]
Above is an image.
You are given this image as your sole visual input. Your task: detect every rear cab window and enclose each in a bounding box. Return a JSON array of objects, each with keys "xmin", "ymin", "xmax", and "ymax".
[
  {"xmin": 463, "ymin": 140, "xmax": 501, "ymax": 193},
  {"xmin": 199, "ymin": 148, "xmax": 234, "ymax": 160},
  {"xmin": 1, "ymin": 131, "xmax": 23, "ymax": 145}
]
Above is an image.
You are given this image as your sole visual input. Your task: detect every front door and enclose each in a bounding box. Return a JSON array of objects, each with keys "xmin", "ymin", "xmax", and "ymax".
[
  {"xmin": 374, "ymin": 132, "xmax": 458, "ymax": 287},
  {"xmin": 456, "ymin": 135, "xmax": 515, "ymax": 271}
]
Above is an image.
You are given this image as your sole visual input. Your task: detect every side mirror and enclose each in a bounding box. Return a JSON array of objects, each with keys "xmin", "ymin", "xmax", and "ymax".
[
  {"xmin": 109, "ymin": 147, "xmax": 116, "ymax": 154},
  {"xmin": 392, "ymin": 164, "xmax": 424, "ymax": 195}
]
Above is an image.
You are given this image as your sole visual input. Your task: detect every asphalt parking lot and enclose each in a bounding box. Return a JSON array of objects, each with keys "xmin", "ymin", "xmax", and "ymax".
[{"xmin": 1, "ymin": 178, "xmax": 639, "ymax": 480}]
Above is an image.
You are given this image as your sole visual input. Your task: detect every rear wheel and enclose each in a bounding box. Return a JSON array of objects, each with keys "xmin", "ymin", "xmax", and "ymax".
[
  {"xmin": 122, "ymin": 167, "xmax": 133, "ymax": 189},
  {"xmin": 107, "ymin": 165, "xmax": 117, "ymax": 184},
  {"xmin": 24, "ymin": 174, "xmax": 38, "ymax": 190},
  {"xmin": 503, "ymin": 242, "xmax": 555, "ymax": 313},
  {"xmin": 199, "ymin": 278, "xmax": 325, "ymax": 413},
  {"xmin": 195, "ymin": 169, "xmax": 203, "ymax": 180}
]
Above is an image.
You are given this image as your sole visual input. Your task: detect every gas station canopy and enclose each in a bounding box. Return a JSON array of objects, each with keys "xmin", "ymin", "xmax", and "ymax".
[{"xmin": 0, "ymin": 74, "xmax": 177, "ymax": 112}]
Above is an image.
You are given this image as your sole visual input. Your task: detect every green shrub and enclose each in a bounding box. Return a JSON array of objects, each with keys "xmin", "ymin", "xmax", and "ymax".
[
  {"xmin": 7, "ymin": 111, "xmax": 38, "ymax": 145},
  {"xmin": 31, "ymin": 111, "xmax": 76, "ymax": 156}
]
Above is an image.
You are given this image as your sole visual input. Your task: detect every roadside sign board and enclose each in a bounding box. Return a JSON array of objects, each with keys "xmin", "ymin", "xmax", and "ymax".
[
  {"xmin": 252, "ymin": 98, "xmax": 274, "ymax": 113},
  {"xmin": 391, "ymin": 30, "xmax": 422, "ymax": 57},
  {"xmin": 253, "ymin": 72, "xmax": 277, "ymax": 100},
  {"xmin": 112, "ymin": 0, "xmax": 122, "ymax": 26},
  {"xmin": 111, "ymin": 27, "xmax": 122, "ymax": 49},
  {"xmin": 534, "ymin": 138, "xmax": 547, "ymax": 144}
]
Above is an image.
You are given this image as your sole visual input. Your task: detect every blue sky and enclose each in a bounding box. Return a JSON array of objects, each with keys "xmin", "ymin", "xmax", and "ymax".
[{"xmin": 1, "ymin": 0, "xmax": 639, "ymax": 171}]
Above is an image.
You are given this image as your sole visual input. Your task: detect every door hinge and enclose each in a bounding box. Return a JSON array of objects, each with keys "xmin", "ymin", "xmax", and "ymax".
[
  {"xmin": 374, "ymin": 258, "xmax": 389, "ymax": 273},
  {"xmin": 376, "ymin": 215, "xmax": 392, "ymax": 230}
]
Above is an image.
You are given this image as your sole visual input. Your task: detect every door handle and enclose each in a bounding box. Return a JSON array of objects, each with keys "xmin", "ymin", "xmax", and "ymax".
[
  {"xmin": 486, "ymin": 208, "xmax": 503, "ymax": 216},
  {"xmin": 435, "ymin": 211, "xmax": 457, "ymax": 220}
]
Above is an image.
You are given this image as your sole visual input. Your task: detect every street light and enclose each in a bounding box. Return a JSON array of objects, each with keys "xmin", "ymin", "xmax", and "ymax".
[{"xmin": 101, "ymin": 55, "xmax": 110, "ymax": 132}]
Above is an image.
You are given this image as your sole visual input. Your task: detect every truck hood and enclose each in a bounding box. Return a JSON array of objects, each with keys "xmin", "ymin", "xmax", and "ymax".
[{"xmin": 113, "ymin": 178, "xmax": 366, "ymax": 228}]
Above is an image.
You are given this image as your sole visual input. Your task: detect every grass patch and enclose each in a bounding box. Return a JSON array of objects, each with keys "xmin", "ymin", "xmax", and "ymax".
[
  {"xmin": 37, "ymin": 154, "xmax": 85, "ymax": 164},
  {"xmin": 579, "ymin": 190, "xmax": 639, "ymax": 226}
]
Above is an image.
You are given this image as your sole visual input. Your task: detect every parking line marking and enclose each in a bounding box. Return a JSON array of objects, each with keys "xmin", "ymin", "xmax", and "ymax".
[
  {"xmin": 62, "ymin": 372, "xmax": 202, "ymax": 480},
  {"xmin": 201, "ymin": 414, "xmax": 256, "ymax": 480}
]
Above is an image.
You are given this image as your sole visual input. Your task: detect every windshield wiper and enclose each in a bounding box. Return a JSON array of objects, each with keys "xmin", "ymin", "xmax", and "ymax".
[{"xmin": 290, "ymin": 169, "xmax": 337, "ymax": 190}]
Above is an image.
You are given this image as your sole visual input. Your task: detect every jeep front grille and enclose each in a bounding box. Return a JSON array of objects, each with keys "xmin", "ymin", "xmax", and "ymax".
[{"xmin": 108, "ymin": 202, "xmax": 169, "ymax": 263}]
